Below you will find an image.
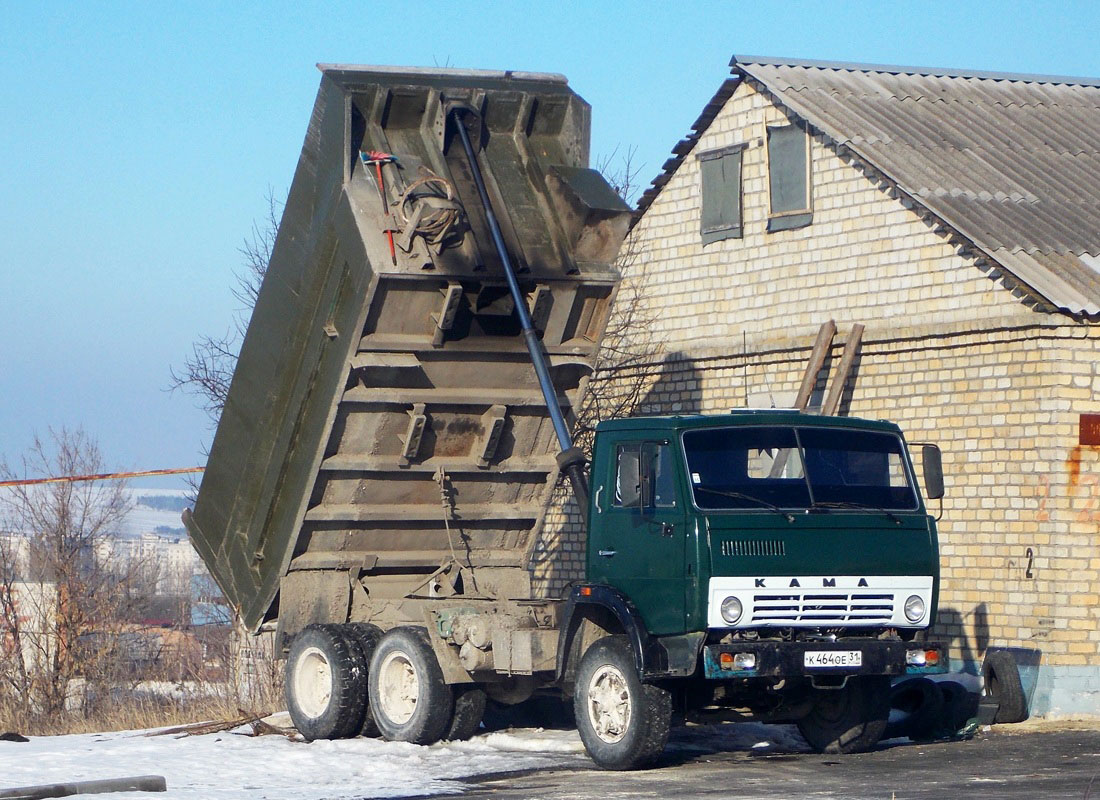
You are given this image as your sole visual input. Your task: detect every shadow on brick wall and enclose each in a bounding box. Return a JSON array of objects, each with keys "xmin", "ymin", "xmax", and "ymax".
[
  {"xmin": 832, "ymin": 349, "xmax": 864, "ymax": 416},
  {"xmin": 935, "ymin": 603, "xmax": 991, "ymax": 674},
  {"xmin": 636, "ymin": 352, "xmax": 703, "ymax": 415},
  {"xmin": 530, "ymin": 352, "xmax": 704, "ymax": 597},
  {"xmin": 936, "ymin": 603, "xmax": 1043, "ymax": 713}
]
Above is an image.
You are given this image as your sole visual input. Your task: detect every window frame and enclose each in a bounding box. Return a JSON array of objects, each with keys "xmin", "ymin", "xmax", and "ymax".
[
  {"xmin": 697, "ymin": 142, "xmax": 746, "ymax": 245},
  {"xmin": 611, "ymin": 441, "xmax": 678, "ymax": 510},
  {"xmin": 679, "ymin": 425, "xmax": 920, "ymax": 512},
  {"xmin": 765, "ymin": 121, "xmax": 813, "ymax": 232}
]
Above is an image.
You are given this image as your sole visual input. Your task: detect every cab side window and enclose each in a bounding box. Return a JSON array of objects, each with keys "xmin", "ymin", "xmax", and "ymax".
[
  {"xmin": 653, "ymin": 443, "xmax": 676, "ymax": 508},
  {"xmin": 613, "ymin": 443, "xmax": 677, "ymax": 509},
  {"xmin": 614, "ymin": 445, "xmax": 641, "ymax": 507}
]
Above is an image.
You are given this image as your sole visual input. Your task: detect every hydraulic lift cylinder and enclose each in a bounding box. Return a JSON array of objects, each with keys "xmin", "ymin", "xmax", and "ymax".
[{"xmin": 450, "ymin": 108, "xmax": 590, "ymax": 510}]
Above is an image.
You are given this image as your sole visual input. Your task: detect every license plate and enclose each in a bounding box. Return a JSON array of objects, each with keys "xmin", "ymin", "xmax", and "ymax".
[{"xmin": 804, "ymin": 650, "xmax": 862, "ymax": 668}]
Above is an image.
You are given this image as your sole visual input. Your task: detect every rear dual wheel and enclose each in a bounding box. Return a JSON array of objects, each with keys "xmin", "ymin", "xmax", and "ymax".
[
  {"xmin": 287, "ymin": 624, "xmax": 486, "ymax": 745},
  {"xmin": 368, "ymin": 626, "xmax": 489, "ymax": 744},
  {"xmin": 285, "ymin": 624, "xmax": 369, "ymax": 741}
]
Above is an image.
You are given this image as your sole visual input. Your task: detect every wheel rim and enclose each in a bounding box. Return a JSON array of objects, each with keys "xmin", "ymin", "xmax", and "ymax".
[
  {"xmin": 293, "ymin": 646, "xmax": 332, "ymax": 719},
  {"xmin": 377, "ymin": 650, "xmax": 419, "ymax": 725},
  {"xmin": 586, "ymin": 662, "xmax": 631, "ymax": 744}
]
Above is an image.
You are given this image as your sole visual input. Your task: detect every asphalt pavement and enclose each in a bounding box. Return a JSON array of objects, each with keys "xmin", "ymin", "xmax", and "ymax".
[{"xmin": 458, "ymin": 723, "xmax": 1100, "ymax": 800}]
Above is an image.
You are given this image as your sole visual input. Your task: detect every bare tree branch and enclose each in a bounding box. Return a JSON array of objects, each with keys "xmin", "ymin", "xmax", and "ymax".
[
  {"xmin": 595, "ymin": 145, "xmax": 643, "ymax": 207},
  {"xmin": 574, "ymin": 147, "xmax": 662, "ymax": 454},
  {"xmin": 0, "ymin": 428, "xmax": 144, "ymax": 718},
  {"xmin": 168, "ymin": 189, "xmax": 283, "ymax": 425}
]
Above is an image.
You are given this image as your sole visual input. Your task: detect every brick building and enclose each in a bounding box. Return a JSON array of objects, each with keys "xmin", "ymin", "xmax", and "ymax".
[{"xmin": 533, "ymin": 56, "xmax": 1100, "ymax": 717}]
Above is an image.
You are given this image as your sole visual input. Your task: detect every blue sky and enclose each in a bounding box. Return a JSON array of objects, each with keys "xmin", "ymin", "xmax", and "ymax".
[{"xmin": 2, "ymin": 0, "xmax": 1098, "ymax": 487}]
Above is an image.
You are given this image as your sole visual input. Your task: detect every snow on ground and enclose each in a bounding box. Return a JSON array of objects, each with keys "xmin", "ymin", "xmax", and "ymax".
[
  {"xmin": 0, "ymin": 724, "xmax": 586, "ymax": 800},
  {"xmin": 0, "ymin": 721, "xmax": 810, "ymax": 799}
]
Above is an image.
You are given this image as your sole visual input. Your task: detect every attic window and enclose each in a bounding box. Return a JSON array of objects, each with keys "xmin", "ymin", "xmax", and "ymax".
[
  {"xmin": 766, "ymin": 122, "xmax": 812, "ymax": 232},
  {"xmin": 698, "ymin": 144, "xmax": 745, "ymax": 245}
]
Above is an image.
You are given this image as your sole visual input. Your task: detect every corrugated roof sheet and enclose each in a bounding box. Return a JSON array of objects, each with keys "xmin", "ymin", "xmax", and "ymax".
[{"xmin": 634, "ymin": 55, "xmax": 1100, "ymax": 316}]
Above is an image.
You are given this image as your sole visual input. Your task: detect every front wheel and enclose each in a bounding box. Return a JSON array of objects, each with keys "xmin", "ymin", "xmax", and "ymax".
[
  {"xmin": 573, "ymin": 636, "xmax": 672, "ymax": 770},
  {"xmin": 797, "ymin": 676, "xmax": 890, "ymax": 754},
  {"xmin": 368, "ymin": 627, "xmax": 454, "ymax": 745}
]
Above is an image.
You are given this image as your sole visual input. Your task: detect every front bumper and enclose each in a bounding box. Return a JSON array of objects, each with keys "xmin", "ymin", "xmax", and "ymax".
[{"xmin": 702, "ymin": 639, "xmax": 946, "ymax": 680}]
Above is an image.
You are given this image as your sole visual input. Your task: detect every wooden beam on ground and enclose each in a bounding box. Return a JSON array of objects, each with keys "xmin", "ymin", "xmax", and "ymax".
[
  {"xmin": 821, "ymin": 323, "xmax": 865, "ymax": 416},
  {"xmin": 0, "ymin": 775, "xmax": 166, "ymax": 799}
]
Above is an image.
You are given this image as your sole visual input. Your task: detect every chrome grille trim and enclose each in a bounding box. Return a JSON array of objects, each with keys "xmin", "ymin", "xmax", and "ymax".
[{"xmin": 750, "ymin": 590, "xmax": 896, "ymax": 624}]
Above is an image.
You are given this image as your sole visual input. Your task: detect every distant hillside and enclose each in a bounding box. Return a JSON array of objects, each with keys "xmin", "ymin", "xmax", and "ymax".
[{"xmin": 136, "ymin": 494, "xmax": 189, "ymax": 512}]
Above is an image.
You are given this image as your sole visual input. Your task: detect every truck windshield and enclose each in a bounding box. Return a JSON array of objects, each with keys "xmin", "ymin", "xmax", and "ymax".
[{"xmin": 681, "ymin": 426, "xmax": 918, "ymax": 511}]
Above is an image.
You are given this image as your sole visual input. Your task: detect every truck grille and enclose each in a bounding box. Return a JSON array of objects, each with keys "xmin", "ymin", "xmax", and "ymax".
[
  {"xmin": 720, "ymin": 539, "xmax": 786, "ymax": 557},
  {"xmin": 750, "ymin": 591, "xmax": 895, "ymax": 625}
]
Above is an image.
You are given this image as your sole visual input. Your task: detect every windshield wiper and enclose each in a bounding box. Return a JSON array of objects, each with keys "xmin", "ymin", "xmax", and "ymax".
[
  {"xmin": 694, "ymin": 487, "xmax": 796, "ymax": 522},
  {"xmin": 809, "ymin": 500, "xmax": 902, "ymax": 525}
]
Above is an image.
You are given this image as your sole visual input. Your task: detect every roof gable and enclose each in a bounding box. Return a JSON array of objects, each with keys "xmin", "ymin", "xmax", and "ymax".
[{"xmin": 634, "ymin": 55, "xmax": 1100, "ymax": 316}]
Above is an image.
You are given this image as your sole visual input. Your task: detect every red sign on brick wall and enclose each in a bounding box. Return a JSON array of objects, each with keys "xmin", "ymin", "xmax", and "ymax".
[{"xmin": 1082, "ymin": 414, "xmax": 1100, "ymax": 446}]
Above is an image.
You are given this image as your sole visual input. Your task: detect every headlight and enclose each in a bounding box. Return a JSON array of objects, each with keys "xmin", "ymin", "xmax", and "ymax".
[
  {"xmin": 904, "ymin": 594, "xmax": 926, "ymax": 623},
  {"xmin": 720, "ymin": 596, "xmax": 743, "ymax": 624}
]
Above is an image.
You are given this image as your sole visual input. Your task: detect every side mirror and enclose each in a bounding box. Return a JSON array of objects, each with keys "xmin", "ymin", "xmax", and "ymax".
[{"xmin": 922, "ymin": 444, "xmax": 944, "ymax": 500}]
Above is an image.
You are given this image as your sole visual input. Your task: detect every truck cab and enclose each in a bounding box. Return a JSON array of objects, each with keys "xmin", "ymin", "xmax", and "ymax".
[{"xmin": 565, "ymin": 410, "xmax": 945, "ymax": 764}]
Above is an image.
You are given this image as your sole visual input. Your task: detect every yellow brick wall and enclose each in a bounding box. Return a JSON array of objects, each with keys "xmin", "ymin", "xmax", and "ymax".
[{"xmin": 530, "ymin": 80, "xmax": 1100, "ymax": 670}]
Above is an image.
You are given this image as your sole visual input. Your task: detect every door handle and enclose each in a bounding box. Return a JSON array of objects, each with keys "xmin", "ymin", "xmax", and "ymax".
[
  {"xmin": 661, "ymin": 522, "xmax": 674, "ymax": 537},
  {"xmin": 594, "ymin": 486, "xmax": 604, "ymax": 514},
  {"xmin": 598, "ymin": 549, "xmax": 616, "ymax": 558}
]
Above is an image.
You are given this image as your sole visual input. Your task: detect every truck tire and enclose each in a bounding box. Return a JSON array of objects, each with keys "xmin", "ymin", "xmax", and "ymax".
[
  {"xmin": 982, "ymin": 650, "xmax": 1028, "ymax": 723},
  {"xmin": 285, "ymin": 624, "xmax": 368, "ymax": 741},
  {"xmin": 345, "ymin": 623, "xmax": 383, "ymax": 737},
  {"xmin": 445, "ymin": 686, "xmax": 487, "ymax": 741},
  {"xmin": 573, "ymin": 635, "xmax": 672, "ymax": 770},
  {"xmin": 368, "ymin": 627, "xmax": 454, "ymax": 745},
  {"xmin": 797, "ymin": 676, "xmax": 890, "ymax": 754}
]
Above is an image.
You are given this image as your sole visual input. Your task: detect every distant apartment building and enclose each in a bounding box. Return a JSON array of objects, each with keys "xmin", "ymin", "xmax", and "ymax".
[{"xmin": 100, "ymin": 532, "xmax": 201, "ymax": 596}]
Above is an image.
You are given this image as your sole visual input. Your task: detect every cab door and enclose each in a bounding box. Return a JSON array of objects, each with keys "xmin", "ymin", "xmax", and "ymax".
[{"xmin": 588, "ymin": 438, "xmax": 687, "ymax": 634}]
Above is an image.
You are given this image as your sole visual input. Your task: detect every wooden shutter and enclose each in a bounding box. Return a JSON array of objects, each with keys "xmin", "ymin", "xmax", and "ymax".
[
  {"xmin": 767, "ymin": 123, "xmax": 812, "ymax": 232},
  {"xmin": 698, "ymin": 144, "xmax": 745, "ymax": 244}
]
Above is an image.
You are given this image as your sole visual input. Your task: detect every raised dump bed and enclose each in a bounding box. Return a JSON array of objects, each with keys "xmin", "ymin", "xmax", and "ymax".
[{"xmin": 183, "ymin": 65, "xmax": 629, "ymax": 633}]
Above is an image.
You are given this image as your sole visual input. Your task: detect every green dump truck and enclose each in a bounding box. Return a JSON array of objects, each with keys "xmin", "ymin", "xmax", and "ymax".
[{"xmin": 183, "ymin": 65, "xmax": 947, "ymax": 770}]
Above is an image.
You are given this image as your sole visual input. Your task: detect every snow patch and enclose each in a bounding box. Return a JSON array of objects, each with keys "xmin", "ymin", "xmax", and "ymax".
[{"xmin": 0, "ymin": 726, "xmax": 587, "ymax": 800}]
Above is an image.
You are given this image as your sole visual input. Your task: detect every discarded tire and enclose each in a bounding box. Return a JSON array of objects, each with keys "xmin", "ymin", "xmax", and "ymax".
[
  {"xmin": 937, "ymin": 680, "xmax": 980, "ymax": 733},
  {"xmin": 368, "ymin": 626, "xmax": 454, "ymax": 744},
  {"xmin": 982, "ymin": 650, "xmax": 1028, "ymax": 723},
  {"xmin": 884, "ymin": 677, "xmax": 945, "ymax": 741},
  {"xmin": 285, "ymin": 623, "xmax": 368, "ymax": 741}
]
